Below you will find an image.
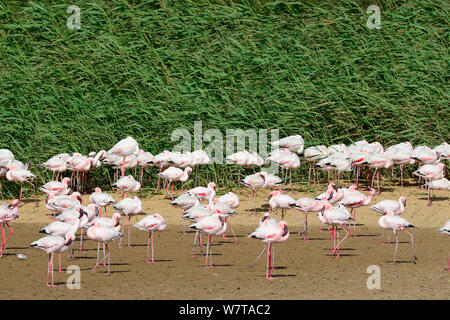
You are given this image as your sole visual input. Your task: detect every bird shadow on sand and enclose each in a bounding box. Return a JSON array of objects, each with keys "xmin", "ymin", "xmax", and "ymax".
[
  {"xmin": 352, "ymin": 234, "xmax": 378, "ymax": 237},
  {"xmin": 5, "ymin": 246, "xmax": 30, "ymax": 250},
  {"xmin": 325, "ymin": 253, "xmax": 358, "ymax": 257},
  {"xmin": 418, "ymin": 196, "xmax": 449, "ymax": 202},
  {"xmin": 269, "ymin": 274, "xmax": 296, "ymax": 278},
  {"xmin": 385, "ymin": 260, "xmax": 416, "ymax": 264},
  {"xmin": 208, "ymin": 264, "xmax": 234, "ymax": 267}
]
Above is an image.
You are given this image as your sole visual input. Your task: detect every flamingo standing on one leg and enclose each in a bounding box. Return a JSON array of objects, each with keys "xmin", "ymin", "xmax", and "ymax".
[
  {"xmin": 90, "ymin": 187, "xmax": 116, "ymax": 217},
  {"xmin": 113, "ymin": 196, "xmax": 142, "ymax": 248},
  {"xmin": 133, "ymin": 213, "xmax": 167, "ymax": 263},
  {"xmin": 437, "ymin": 220, "xmax": 450, "ymax": 271},
  {"xmin": 189, "ymin": 213, "xmax": 227, "ymax": 268},
  {"xmin": 171, "ymin": 192, "xmax": 200, "ymax": 234},
  {"xmin": 413, "ymin": 163, "xmax": 445, "ymax": 206},
  {"xmin": 240, "ymin": 172, "xmax": 267, "ymax": 216},
  {"xmin": 294, "ymin": 197, "xmax": 326, "ymax": 240},
  {"xmin": 112, "ymin": 175, "xmax": 141, "ymax": 199},
  {"xmin": 377, "ymin": 211, "xmax": 417, "ymax": 264},
  {"xmin": 338, "ymin": 187, "xmax": 376, "ymax": 237},
  {"xmin": 249, "ymin": 218, "xmax": 289, "ymax": 280},
  {"xmin": 268, "ymin": 190, "xmax": 296, "ymax": 220},
  {"xmin": 30, "ymin": 232, "xmax": 75, "ymax": 287}
]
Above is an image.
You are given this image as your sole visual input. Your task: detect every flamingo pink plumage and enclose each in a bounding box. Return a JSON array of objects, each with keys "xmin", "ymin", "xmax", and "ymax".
[{"xmin": 134, "ymin": 213, "xmax": 167, "ymax": 263}]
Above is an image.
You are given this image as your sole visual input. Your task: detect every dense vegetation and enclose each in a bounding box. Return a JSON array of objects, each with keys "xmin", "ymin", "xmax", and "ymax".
[{"xmin": 0, "ymin": 0, "xmax": 448, "ymax": 194}]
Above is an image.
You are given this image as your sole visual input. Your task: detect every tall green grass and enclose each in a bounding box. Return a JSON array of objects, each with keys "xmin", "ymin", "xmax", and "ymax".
[{"xmin": 0, "ymin": 0, "xmax": 448, "ymax": 195}]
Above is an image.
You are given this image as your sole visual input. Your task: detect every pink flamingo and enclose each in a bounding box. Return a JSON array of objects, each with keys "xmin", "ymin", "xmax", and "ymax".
[
  {"xmin": 190, "ymin": 150, "xmax": 210, "ymax": 184},
  {"xmin": 318, "ymin": 202, "xmax": 352, "ymax": 258},
  {"xmin": 249, "ymin": 218, "xmax": 289, "ymax": 280},
  {"xmin": 422, "ymin": 178, "xmax": 450, "ymax": 190},
  {"xmin": 189, "ymin": 213, "xmax": 227, "ymax": 268},
  {"xmin": 0, "ymin": 199, "xmax": 19, "ymax": 257},
  {"xmin": 112, "ymin": 175, "xmax": 141, "ymax": 199},
  {"xmin": 339, "ymin": 187, "xmax": 376, "ymax": 237},
  {"xmin": 208, "ymin": 200, "xmax": 238, "ymax": 244},
  {"xmin": 108, "ymin": 136, "xmax": 140, "ymax": 177},
  {"xmin": 413, "ymin": 163, "xmax": 445, "ymax": 206},
  {"xmin": 171, "ymin": 193, "xmax": 200, "ymax": 234},
  {"xmin": 42, "ymin": 156, "xmax": 68, "ymax": 181},
  {"xmin": 188, "ymin": 182, "xmax": 217, "ymax": 202},
  {"xmin": 240, "ymin": 172, "xmax": 268, "ymax": 215},
  {"xmin": 437, "ymin": 220, "xmax": 450, "ymax": 271},
  {"xmin": 249, "ymin": 213, "xmax": 277, "ymax": 268},
  {"xmin": 378, "ymin": 211, "xmax": 416, "ymax": 264},
  {"xmin": 294, "ymin": 197, "xmax": 326, "ymax": 240},
  {"xmin": 87, "ymin": 222, "xmax": 123, "ymax": 275},
  {"xmin": 30, "ymin": 232, "xmax": 75, "ymax": 287},
  {"xmin": 39, "ymin": 177, "xmax": 71, "ymax": 196},
  {"xmin": 370, "ymin": 196, "xmax": 407, "ymax": 243},
  {"xmin": 303, "ymin": 145, "xmax": 329, "ymax": 184},
  {"xmin": 45, "ymin": 192, "xmax": 82, "ymax": 218},
  {"xmin": 365, "ymin": 152, "xmax": 393, "ymax": 194},
  {"xmin": 149, "ymin": 150, "xmax": 173, "ymax": 191},
  {"xmin": 90, "ymin": 187, "xmax": 116, "ymax": 217},
  {"xmin": 182, "ymin": 205, "xmax": 214, "ymax": 257},
  {"xmin": 136, "ymin": 150, "xmax": 154, "ymax": 184},
  {"xmin": 270, "ymin": 135, "xmax": 304, "ymax": 154},
  {"xmin": 6, "ymin": 164, "xmax": 37, "ymax": 206},
  {"xmin": 158, "ymin": 166, "xmax": 192, "ymax": 198},
  {"xmin": 113, "ymin": 196, "xmax": 142, "ymax": 248},
  {"xmin": 133, "ymin": 213, "xmax": 167, "ymax": 263},
  {"xmin": 268, "ymin": 190, "xmax": 296, "ymax": 220}
]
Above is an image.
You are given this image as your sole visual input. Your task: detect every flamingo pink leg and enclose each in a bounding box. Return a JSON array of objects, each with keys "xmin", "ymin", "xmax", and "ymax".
[
  {"xmin": 3, "ymin": 222, "xmax": 14, "ymax": 249},
  {"xmin": 146, "ymin": 231, "xmax": 157, "ymax": 264},
  {"xmin": 266, "ymin": 243, "xmax": 275, "ymax": 280}
]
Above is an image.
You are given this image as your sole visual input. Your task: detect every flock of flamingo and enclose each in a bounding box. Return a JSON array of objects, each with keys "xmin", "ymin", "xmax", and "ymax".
[{"xmin": 0, "ymin": 135, "xmax": 449, "ymax": 285}]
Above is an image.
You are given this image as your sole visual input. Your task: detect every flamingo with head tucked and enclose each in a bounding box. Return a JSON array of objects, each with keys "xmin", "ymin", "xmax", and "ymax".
[
  {"xmin": 30, "ymin": 232, "xmax": 75, "ymax": 287},
  {"xmin": 413, "ymin": 163, "xmax": 445, "ymax": 206},
  {"xmin": 6, "ymin": 164, "xmax": 37, "ymax": 206},
  {"xmin": 249, "ymin": 218, "xmax": 289, "ymax": 280},
  {"xmin": 113, "ymin": 196, "xmax": 142, "ymax": 248},
  {"xmin": 134, "ymin": 213, "xmax": 167, "ymax": 264},
  {"xmin": 108, "ymin": 136, "xmax": 140, "ymax": 177}
]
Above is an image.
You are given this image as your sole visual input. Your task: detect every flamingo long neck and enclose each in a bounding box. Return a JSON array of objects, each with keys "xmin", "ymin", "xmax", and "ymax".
[
  {"xmin": 92, "ymin": 150, "xmax": 106, "ymax": 168},
  {"xmin": 363, "ymin": 191, "xmax": 375, "ymax": 206}
]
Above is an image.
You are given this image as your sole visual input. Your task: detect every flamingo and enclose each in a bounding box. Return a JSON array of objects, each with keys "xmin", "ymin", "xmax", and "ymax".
[
  {"xmin": 413, "ymin": 163, "xmax": 446, "ymax": 206},
  {"xmin": 188, "ymin": 182, "xmax": 217, "ymax": 202},
  {"xmin": 369, "ymin": 196, "xmax": 407, "ymax": 244},
  {"xmin": 45, "ymin": 192, "xmax": 82, "ymax": 216},
  {"xmin": 249, "ymin": 213, "xmax": 277, "ymax": 268},
  {"xmin": 268, "ymin": 190, "xmax": 296, "ymax": 220},
  {"xmin": 90, "ymin": 187, "xmax": 116, "ymax": 217},
  {"xmin": 113, "ymin": 196, "xmax": 143, "ymax": 248},
  {"xmin": 87, "ymin": 222, "xmax": 123, "ymax": 275},
  {"xmin": 249, "ymin": 218, "xmax": 289, "ymax": 280},
  {"xmin": 189, "ymin": 213, "xmax": 227, "ymax": 268},
  {"xmin": 148, "ymin": 150, "xmax": 173, "ymax": 190},
  {"xmin": 171, "ymin": 192, "xmax": 200, "ymax": 234},
  {"xmin": 365, "ymin": 152, "xmax": 393, "ymax": 194},
  {"xmin": 158, "ymin": 166, "xmax": 192, "ymax": 198},
  {"xmin": 40, "ymin": 208, "xmax": 86, "ymax": 238},
  {"xmin": 276, "ymin": 151, "xmax": 300, "ymax": 188},
  {"xmin": 240, "ymin": 172, "xmax": 268, "ymax": 215},
  {"xmin": 108, "ymin": 136, "xmax": 140, "ymax": 177},
  {"xmin": 437, "ymin": 220, "xmax": 450, "ymax": 271},
  {"xmin": 182, "ymin": 205, "xmax": 214, "ymax": 257},
  {"xmin": 190, "ymin": 150, "xmax": 210, "ymax": 184},
  {"xmin": 270, "ymin": 135, "xmax": 304, "ymax": 154},
  {"xmin": 112, "ymin": 175, "xmax": 141, "ymax": 199},
  {"xmin": 294, "ymin": 197, "xmax": 326, "ymax": 240},
  {"xmin": 208, "ymin": 200, "xmax": 238, "ymax": 244},
  {"xmin": 42, "ymin": 156, "xmax": 68, "ymax": 181},
  {"xmin": 434, "ymin": 143, "xmax": 450, "ymax": 160},
  {"xmin": 303, "ymin": 145, "xmax": 329, "ymax": 184},
  {"xmin": 0, "ymin": 199, "xmax": 19, "ymax": 257},
  {"xmin": 6, "ymin": 164, "xmax": 37, "ymax": 206},
  {"xmin": 338, "ymin": 187, "xmax": 376, "ymax": 237},
  {"xmin": 318, "ymin": 202, "xmax": 352, "ymax": 258},
  {"xmin": 133, "ymin": 213, "xmax": 167, "ymax": 263},
  {"xmin": 39, "ymin": 177, "xmax": 71, "ymax": 196},
  {"xmin": 422, "ymin": 178, "xmax": 450, "ymax": 190},
  {"xmin": 30, "ymin": 232, "xmax": 75, "ymax": 287},
  {"xmin": 378, "ymin": 211, "xmax": 417, "ymax": 264},
  {"xmin": 136, "ymin": 150, "xmax": 154, "ymax": 184}
]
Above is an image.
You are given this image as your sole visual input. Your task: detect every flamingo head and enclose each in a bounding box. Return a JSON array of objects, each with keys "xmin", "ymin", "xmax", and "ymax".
[
  {"xmin": 72, "ymin": 192, "xmax": 82, "ymax": 204},
  {"xmin": 94, "ymin": 187, "xmax": 101, "ymax": 193},
  {"xmin": 65, "ymin": 232, "xmax": 76, "ymax": 245},
  {"xmin": 400, "ymin": 196, "xmax": 407, "ymax": 207},
  {"xmin": 208, "ymin": 182, "xmax": 216, "ymax": 190},
  {"xmin": 62, "ymin": 177, "xmax": 71, "ymax": 184}
]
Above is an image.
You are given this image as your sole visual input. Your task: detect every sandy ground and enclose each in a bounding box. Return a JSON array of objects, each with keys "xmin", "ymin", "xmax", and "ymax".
[{"xmin": 0, "ymin": 181, "xmax": 449, "ymax": 300}]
